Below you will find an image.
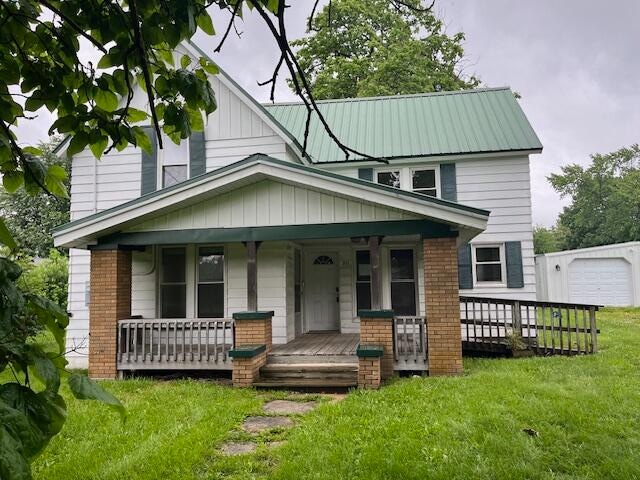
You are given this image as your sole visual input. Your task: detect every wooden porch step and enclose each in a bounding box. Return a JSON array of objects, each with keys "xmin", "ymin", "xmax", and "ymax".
[
  {"xmin": 266, "ymin": 354, "xmax": 357, "ymax": 364},
  {"xmin": 252, "ymin": 377, "xmax": 357, "ymax": 389},
  {"xmin": 262, "ymin": 363, "xmax": 358, "ymax": 372}
]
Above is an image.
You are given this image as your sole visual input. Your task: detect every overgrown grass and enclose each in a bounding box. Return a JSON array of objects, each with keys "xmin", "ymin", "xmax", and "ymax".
[{"xmin": 33, "ymin": 308, "xmax": 640, "ymax": 479}]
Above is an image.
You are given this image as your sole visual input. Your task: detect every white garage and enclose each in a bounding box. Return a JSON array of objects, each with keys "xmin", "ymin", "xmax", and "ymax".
[{"xmin": 536, "ymin": 242, "xmax": 640, "ymax": 307}]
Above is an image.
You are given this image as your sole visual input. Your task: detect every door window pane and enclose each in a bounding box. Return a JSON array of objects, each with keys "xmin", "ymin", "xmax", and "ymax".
[
  {"xmin": 355, "ymin": 250, "xmax": 371, "ymax": 311},
  {"xmin": 163, "ymin": 165, "xmax": 188, "ymax": 187},
  {"xmin": 197, "ymin": 246, "xmax": 224, "ymax": 318},
  {"xmin": 412, "ymin": 169, "xmax": 437, "ymax": 196},
  {"xmin": 390, "ymin": 249, "xmax": 416, "ymax": 316},
  {"xmin": 376, "ymin": 171, "xmax": 401, "ymax": 188}
]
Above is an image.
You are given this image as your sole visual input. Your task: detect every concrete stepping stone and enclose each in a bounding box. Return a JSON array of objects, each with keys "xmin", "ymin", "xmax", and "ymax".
[
  {"xmin": 263, "ymin": 400, "xmax": 317, "ymax": 415},
  {"xmin": 267, "ymin": 441, "xmax": 286, "ymax": 449},
  {"xmin": 242, "ymin": 416, "xmax": 294, "ymax": 433},
  {"xmin": 219, "ymin": 442, "xmax": 256, "ymax": 456}
]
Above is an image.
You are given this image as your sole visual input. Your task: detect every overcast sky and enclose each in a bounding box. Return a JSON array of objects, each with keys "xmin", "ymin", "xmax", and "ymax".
[{"xmin": 17, "ymin": 1, "xmax": 640, "ymax": 226}]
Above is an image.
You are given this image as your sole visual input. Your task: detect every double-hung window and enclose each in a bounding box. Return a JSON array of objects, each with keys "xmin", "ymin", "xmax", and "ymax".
[
  {"xmin": 473, "ymin": 244, "xmax": 505, "ymax": 284},
  {"xmin": 411, "ymin": 168, "xmax": 437, "ymax": 197},
  {"xmin": 390, "ymin": 249, "xmax": 417, "ymax": 316},
  {"xmin": 160, "ymin": 247, "xmax": 187, "ymax": 318},
  {"xmin": 355, "ymin": 250, "xmax": 372, "ymax": 311},
  {"xmin": 376, "ymin": 170, "xmax": 401, "ymax": 189},
  {"xmin": 160, "ymin": 134, "xmax": 189, "ymax": 188},
  {"xmin": 197, "ymin": 247, "xmax": 225, "ymax": 318}
]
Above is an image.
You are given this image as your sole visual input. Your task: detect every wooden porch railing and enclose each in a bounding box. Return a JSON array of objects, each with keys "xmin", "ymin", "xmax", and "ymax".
[
  {"xmin": 393, "ymin": 316, "xmax": 428, "ymax": 371},
  {"xmin": 459, "ymin": 296, "xmax": 599, "ymax": 355},
  {"xmin": 117, "ymin": 318, "xmax": 234, "ymax": 371}
]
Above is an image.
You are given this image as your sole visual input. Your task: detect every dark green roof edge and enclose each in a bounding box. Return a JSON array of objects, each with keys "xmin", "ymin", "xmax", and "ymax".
[{"xmin": 53, "ymin": 154, "xmax": 489, "ymax": 235}]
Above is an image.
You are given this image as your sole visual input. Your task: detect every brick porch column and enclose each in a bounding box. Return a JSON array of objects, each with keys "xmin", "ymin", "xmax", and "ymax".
[
  {"xmin": 88, "ymin": 249, "xmax": 132, "ymax": 379},
  {"xmin": 230, "ymin": 311, "xmax": 273, "ymax": 386},
  {"xmin": 356, "ymin": 345, "xmax": 384, "ymax": 389},
  {"xmin": 423, "ymin": 237, "xmax": 463, "ymax": 375},
  {"xmin": 358, "ymin": 310, "xmax": 394, "ymax": 380}
]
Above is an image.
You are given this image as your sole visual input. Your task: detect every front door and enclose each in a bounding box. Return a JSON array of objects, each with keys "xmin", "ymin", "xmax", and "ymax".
[{"xmin": 305, "ymin": 252, "xmax": 339, "ymax": 331}]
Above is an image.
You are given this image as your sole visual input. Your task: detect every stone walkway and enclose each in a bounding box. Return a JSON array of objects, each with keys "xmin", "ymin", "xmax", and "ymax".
[{"xmin": 219, "ymin": 397, "xmax": 331, "ymax": 456}]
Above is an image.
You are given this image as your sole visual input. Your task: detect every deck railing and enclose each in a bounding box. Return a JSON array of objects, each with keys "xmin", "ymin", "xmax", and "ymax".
[
  {"xmin": 117, "ymin": 318, "xmax": 234, "ymax": 371},
  {"xmin": 459, "ymin": 296, "xmax": 599, "ymax": 355},
  {"xmin": 393, "ymin": 316, "xmax": 428, "ymax": 370}
]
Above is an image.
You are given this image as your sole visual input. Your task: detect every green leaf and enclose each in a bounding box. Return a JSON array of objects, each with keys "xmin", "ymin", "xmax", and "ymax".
[
  {"xmin": 89, "ymin": 136, "xmax": 109, "ymax": 159},
  {"xmin": 67, "ymin": 374, "xmax": 125, "ymax": 420},
  {"xmin": 199, "ymin": 57, "xmax": 219, "ymax": 75},
  {"xmin": 2, "ymin": 171, "xmax": 24, "ymax": 193},
  {"xmin": 133, "ymin": 127, "xmax": 152, "ymax": 154},
  {"xmin": 0, "ymin": 218, "xmax": 17, "ymax": 250},
  {"xmin": 29, "ymin": 348, "xmax": 60, "ymax": 392},
  {"xmin": 49, "ymin": 115, "xmax": 78, "ymax": 135},
  {"xmin": 125, "ymin": 108, "xmax": 148, "ymax": 123},
  {"xmin": 0, "ymin": 424, "xmax": 32, "ymax": 480},
  {"xmin": 197, "ymin": 12, "xmax": 215, "ymax": 35},
  {"xmin": 93, "ymin": 89, "xmax": 119, "ymax": 111},
  {"xmin": 181, "ymin": 54, "xmax": 192, "ymax": 69},
  {"xmin": 67, "ymin": 132, "xmax": 89, "ymax": 158}
]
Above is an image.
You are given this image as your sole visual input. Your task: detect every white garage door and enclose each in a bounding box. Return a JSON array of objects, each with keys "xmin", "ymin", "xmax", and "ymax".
[{"xmin": 568, "ymin": 258, "xmax": 633, "ymax": 306}]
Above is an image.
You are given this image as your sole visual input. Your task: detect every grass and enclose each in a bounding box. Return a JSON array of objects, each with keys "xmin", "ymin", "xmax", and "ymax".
[{"xmin": 31, "ymin": 308, "xmax": 640, "ymax": 479}]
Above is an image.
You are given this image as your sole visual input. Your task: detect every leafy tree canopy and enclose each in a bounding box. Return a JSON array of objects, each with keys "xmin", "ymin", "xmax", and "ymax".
[
  {"xmin": 533, "ymin": 225, "xmax": 565, "ymax": 255},
  {"xmin": 291, "ymin": 0, "xmax": 479, "ymax": 100},
  {"xmin": 549, "ymin": 144, "xmax": 640, "ymax": 250},
  {"xmin": 0, "ymin": 137, "xmax": 70, "ymax": 258}
]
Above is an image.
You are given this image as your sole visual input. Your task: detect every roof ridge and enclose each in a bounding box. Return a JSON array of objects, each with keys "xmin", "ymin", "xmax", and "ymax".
[{"xmin": 262, "ymin": 87, "xmax": 513, "ymax": 107}]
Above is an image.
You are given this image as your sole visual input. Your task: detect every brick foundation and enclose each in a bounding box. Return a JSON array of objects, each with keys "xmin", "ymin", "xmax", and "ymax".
[
  {"xmin": 230, "ymin": 347, "xmax": 267, "ymax": 387},
  {"xmin": 423, "ymin": 237, "xmax": 463, "ymax": 375},
  {"xmin": 358, "ymin": 357, "xmax": 381, "ymax": 389},
  {"xmin": 358, "ymin": 311, "xmax": 394, "ymax": 380},
  {"xmin": 88, "ymin": 249, "xmax": 132, "ymax": 379}
]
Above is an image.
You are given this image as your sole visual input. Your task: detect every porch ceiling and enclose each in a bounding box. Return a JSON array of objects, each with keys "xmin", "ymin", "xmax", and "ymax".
[{"xmin": 54, "ymin": 154, "xmax": 489, "ymax": 248}]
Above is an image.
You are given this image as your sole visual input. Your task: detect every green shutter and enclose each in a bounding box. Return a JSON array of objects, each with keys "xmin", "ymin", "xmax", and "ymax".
[
  {"xmin": 358, "ymin": 168, "xmax": 373, "ymax": 181},
  {"xmin": 189, "ymin": 131, "xmax": 206, "ymax": 177},
  {"xmin": 505, "ymin": 241, "xmax": 524, "ymax": 288},
  {"xmin": 458, "ymin": 243, "xmax": 473, "ymax": 289},
  {"xmin": 140, "ymin": 126, "xmax": 158, "ymax": 195},
  {"xmin": 440, "ymin": 163, "xmax": 457, "ymax": 201}
]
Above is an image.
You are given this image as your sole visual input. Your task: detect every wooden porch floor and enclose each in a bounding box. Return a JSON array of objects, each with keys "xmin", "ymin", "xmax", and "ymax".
[{"xmin": 271, "ymin": 333, "xmax": 359, "ymax": 356}]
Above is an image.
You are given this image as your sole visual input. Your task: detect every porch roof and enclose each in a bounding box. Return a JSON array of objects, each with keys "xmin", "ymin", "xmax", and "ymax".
[{"xmin": 53, "ymin": 154, "xmax": 490, "ymax": 248}]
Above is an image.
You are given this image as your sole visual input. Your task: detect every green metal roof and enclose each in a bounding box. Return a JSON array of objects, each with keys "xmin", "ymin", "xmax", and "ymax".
[{"xmin": 263, "ymin": 88, "xmax": 543, "ymax": 163}]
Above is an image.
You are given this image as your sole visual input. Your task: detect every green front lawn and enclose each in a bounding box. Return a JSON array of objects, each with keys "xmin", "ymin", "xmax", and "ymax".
[{"xmin": 33, "ymin": 308, "xmax": 640, "ymax": 479}]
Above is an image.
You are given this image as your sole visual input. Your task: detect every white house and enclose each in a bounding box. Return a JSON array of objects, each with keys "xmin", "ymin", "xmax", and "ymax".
[
  {"xmin": 53, "ymin": 42, "xmax": 543, "ymax": 387},
  {"xmin": 536, "ymin": 242, "xmax": 640, "ymax": 307}
]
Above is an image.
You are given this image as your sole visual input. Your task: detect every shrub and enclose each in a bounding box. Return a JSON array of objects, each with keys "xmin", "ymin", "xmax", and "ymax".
[{"xmin": 19, "ymin": 248, "xmax": 69, "ymax": 310}]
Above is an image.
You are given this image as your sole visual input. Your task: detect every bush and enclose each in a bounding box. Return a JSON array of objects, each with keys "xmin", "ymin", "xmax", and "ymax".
[{"xmin": 19, "ymin": 248, "xmax": 69, "ymax": 310}]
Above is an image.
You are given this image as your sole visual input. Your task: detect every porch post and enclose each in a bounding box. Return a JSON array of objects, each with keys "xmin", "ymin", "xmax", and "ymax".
[
  {"xmin": 369, "ymin": 236, "xmax": 382, "ymax": 310},
  {"xmin": 423, "ymin": 237, "xmax": 463, "ymax": 375},
  {"xmin": 246, "ymin": 241, "xmax": 258, "ymax": 311},
  {"xmin": 88, "ymin": 249, "xmax": 132, "ymax": 379}
]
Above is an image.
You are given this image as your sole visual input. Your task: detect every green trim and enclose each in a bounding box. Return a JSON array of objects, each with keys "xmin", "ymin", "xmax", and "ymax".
[
  {"xmin": 54, "ymin": 154, "xmax": 489, "ymax": 237},
  {"xmin": 232, "ymin": 311, "xmax": 274, "ymax": 320},
  {"xmin": 228, "ymin": 344, "xmax": 266, "ymax": 358},
  {"xmin": 358, "ymin": 310, "xmax": 394, "ymax": 319},
  {"xmin": 97, "ymin": 220, "xmax": 456, "ymax": 247},
  {"xmin": 356, "ymin": 344, "xmax": 384, "ymax": 357}
]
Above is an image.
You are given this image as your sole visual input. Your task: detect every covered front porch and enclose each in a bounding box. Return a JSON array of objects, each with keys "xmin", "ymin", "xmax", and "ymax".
[{"xmin": 54, "ymin": 154, "xmax": 490, "ymax": 388}]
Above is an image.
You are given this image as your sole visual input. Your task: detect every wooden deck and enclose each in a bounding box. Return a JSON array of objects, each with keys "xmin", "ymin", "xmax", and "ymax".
[{"xmin": 271, "ymin": 332, "xmax": 359, "ymax": 356}]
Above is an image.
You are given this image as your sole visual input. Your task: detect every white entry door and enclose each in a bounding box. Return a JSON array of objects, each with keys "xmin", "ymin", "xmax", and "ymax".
[{"xmin": 305, "ymin": 253, "xmax": 340, "ymax": 331}]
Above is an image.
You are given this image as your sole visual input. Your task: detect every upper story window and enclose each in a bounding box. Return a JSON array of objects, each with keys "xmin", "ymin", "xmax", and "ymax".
[
  {"xmin": 473, "ymin": 244, "xmax": 505, "ymax": 284},
  {"xmin": 376, "ymin": 170, "xmax": 401, "ymax": 189},
  {"xmin": 159, "ymin": 134, "xmax": 189, "ymax": 188},
  {"xmin": 411, "ymin": 168, "xmax": 437, "ymax": 197}
]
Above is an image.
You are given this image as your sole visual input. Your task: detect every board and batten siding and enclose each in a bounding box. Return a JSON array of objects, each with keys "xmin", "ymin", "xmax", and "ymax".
[{"xmin": 125, "ymin": 179, "xmax": 419, "ymax": 233}]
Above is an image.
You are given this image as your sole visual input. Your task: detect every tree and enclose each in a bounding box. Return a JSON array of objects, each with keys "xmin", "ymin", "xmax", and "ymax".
[
  {"xmin": 0, "ymin": 137, "xmax": 70, "ymax": 258},
  {"xmin": 549, "ymin": 144, "xmax": 640, "ymax": 250},
  {"xmin": 533, "ymin": 225, "xmax": 564, "ymax": 254},
  {"xmin": 291, "ymin": 0, "xmax": 479, "ymax": 100}
]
